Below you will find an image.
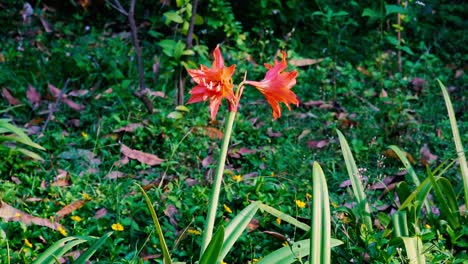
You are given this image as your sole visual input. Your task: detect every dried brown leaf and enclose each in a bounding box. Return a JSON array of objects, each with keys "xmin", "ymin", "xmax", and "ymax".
[
  {"xmin": 106, "ymin": 171, "xmax": 125, "ymax": 179},
  {"xmin": 419, "ymin": 144, "xmax": 438, "ymax": 166},
  {"xmin": 63, "ymin": 98, "xmax": 85, "ymax": 111},
  {"xmin": 289, "ymin": 58, "xmax": 324, "ymax": 67},
  {"xmin": 2, "ymin": 88, "xmax": 20, "ymax": 105},
  {"xmin": 113, "ymin": 123, "xmax": 144, "ymax": 133},
  {"xmin": 48, "ymin": 83, "xmax": 63, "ymax": 99},
  {"xmin": 164, "ymin": 204, "xmax": 178, "ymax": 227},
  {"xmin": 247, "ymin": 218, "xmax": 259, "ymax": 232},
  {"xmin": 120, "ymin": 144, "xmax": 164, "ymax": 166},
  {"xmin": 0, "ymin": 200, "xmax": 64, "ymax": 230},
  {"xmin": 263, "ymin": 230, "xmax": 287, "ymax": 241},
  {"xmin": 94, "ymin": 208, "xmax": 108, "ymax": 219},
  {"xmin": 307, "ymin": 139, "xmax": 328, "ymax": 149},
  {"xmin": 55, "ymin": 200, "xmax": 87, "ymax": 221},
  {"xmin": 27, "ymin": 84, "xmax": 41, "ymax": 105},
  {"xmin": 68, "ymin": 89, "xmax": 89, "ymax": 97}
]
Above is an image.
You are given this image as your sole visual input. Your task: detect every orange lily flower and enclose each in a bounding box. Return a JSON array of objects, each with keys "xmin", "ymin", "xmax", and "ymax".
[
  {"xmin": 187, "ymin": 45, "xmax": 236, "ymax": 120},
  {"xmin": 245, "ymin": 51, "xmax": 298, "ymax": 119}
]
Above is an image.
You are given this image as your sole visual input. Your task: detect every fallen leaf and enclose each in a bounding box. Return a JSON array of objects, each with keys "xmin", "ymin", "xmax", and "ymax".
[
  {"xmin": 11, "ymin": 176, "xmax": 21, "ymax": 184},
  {"xmin": 289, "ymin": 58, "xmax": 324, "ymax": 67},
  {"xmin": 202, "ymin": 155, "xmax": 213, "ymax": 168},
  {"xmin": 106, "ymin": 171, "xmax": 125, "ymax": 179},
  {"xmin": 247, "ymin": 218, "xmax": 259, "ymax": 232},
  {"xmin": 68, "ymin": 89, "xmax": 89, "ymax": 97},
  {"xmin": 307, "ymin": 140, "xmax": 328, "ymax": 149},
  {"xmin": 147, "ymin": 90, "xmax": 165, "ymax": 98},
  {"xmin": 51, "ymin": 169, "xmax": 70, "ymax": 187},
  {"xmin": 204, "ymin": 127, "xmax": 224, "ymax": 140},
  {"xmin": 63, "ymin": 98, "xmax": 85, "ymax": 111},
  {"xmin": 410, "ymin": 77, "xmax": 426, "ymax": 92},
  {"xmin": 298, "ymin": 129, "xmax": 310, "ymax": 141},
  {"xmin": 185, "ymin": 178, "xmax": 198, "ymax": 187},
  {"xmin": 263, "ymin": 230, "xmax": 287, "ymax": 241},
  {"xmin": 48, "ymin": 83, "xmax": 63, "ymax": 99},
  {"xmin": 164, "ymin": 204, "xmax": 178, "ymax": 228},
  {"xmin": 383, "ymin": 149, "xmax": 415, "ymax": 164},
  {"xmin": 39, "ymin": 15, "xmax": 53, "ymax": 33},
  {"xmin": 113, "ymin": 123, "xmax": 144, "ymax": 133},
  {"xmin": 94, "ymin": 208, "xmax": 108, "ymax": 219},
  {"xmin": 356, "ymin": 66, "xmax": 371, "ymax": 76},
  {"xmin": 55, "ymin": 200, "xmax": 87, "ymax": 221},
  {"xmin": 419, "ymin": 144, "xmax": 438, "ymax": 166},
  {"xmin": 303, "ymin": 100, "xmax": 325, "ymax": 107},
  {"xmin": 120, "ymin": 144, "xmax": 164, "ymax": 166},
  {"xmin": 455, "ymin": 68, "xmax": 464, "ymax": 79},
  {"xmin": 0, "ymin": 200, "xmax": 64, "ymax": 230},
  {"xmin": 267, "ymin": 128, "xmax": 282, "ymax": 138},
  {"xmin": 26, "ymin": 84, "xmax": 41, "ymax": 106},
  {"xmin": 2, "ymin": 88, "xmax": 20, "ymax": 105}
]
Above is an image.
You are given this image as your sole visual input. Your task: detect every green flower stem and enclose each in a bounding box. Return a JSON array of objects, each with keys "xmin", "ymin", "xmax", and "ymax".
[{"xmin": 200, "ymin": 110, "xmax": 237, "ymax": 256}]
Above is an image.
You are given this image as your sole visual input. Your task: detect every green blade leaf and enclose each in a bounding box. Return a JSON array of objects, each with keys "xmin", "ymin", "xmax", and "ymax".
[
  {"xmin": 32, "ymin": 237, "xmax": 87, "ymax": 264},
  {"xmin": 136, "ymin": 184, "xmax": 172, "ymax": 264},
  {"xmin": 401, "ymin": 236, "xmax": 426, "ymax": 264},
  {"xmin": 336, "ymin": 129, "xmax": 373, "ymax": 231},
  {"xmin": 199, "ymin": 226, "xmax": 224, "ymax": 264},
  {"xmin": 258, "ymin": 239, "xmax": 343, "ymax": 264},
  {"xmin": 75, "ymin": 232, "xmax": 113, "ymax": 264},
  {"xmin": 310, "ymin": 162, "xmax": 331, "ymax": 264},
  {"xmin": 259, "ymin": 203, "xmax": 310, "ymax": 232},
  {"xmin": 219, "ymin": 201, "xmax": 260, "ymax": 260},
  {"xmin": 438, "ymin": 79, "xmax": 468, "ymax": 208}
]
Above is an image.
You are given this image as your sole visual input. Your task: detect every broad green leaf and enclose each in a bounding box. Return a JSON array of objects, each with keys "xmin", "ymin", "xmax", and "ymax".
[
  {"xmin": 75, "ymin": 232, "xmax": 113, "ymax": 264},
  {"xmin": 336, "ymin": 129, "xmax": 373, "ymax": 231},
  {"xmin": 385, "ymin": 4, "xmax": 407, "ymax": 16},
  {"xmin": 175, "ymin": 105, "xmax": 190, "ymax": 113},
  {"xmin": 164, "ymin": 11, "xmax": 184, "ymax": 24},
  {"xmin": 258, "ymin": 239, "xmax": 343, "ymax": 264},
  {"xmin": 167, "ymin": 111, "xmax": 184, "ymax": 119},
  {"xmin": 401, "ymin": 236, "xmax": 426, "ymax": 264},
  {"xmin": 362, "ymin": 8, "xmax": 381, "ymax": 18},
  {"xmin": 438, "ymin": 79, "xmax": 468, "ymax": 208},
  {"xmin": 219, "ymin": 202, "xmax": 260, "ymax": 260},
  {"xmin": 259, "ymin": 203, "xmax": 310, "ymax": 232},
  {"xmin": 199, "ymin": 226, "xmax": 224, "ymax": 264},
  {"xmin": 310, "ymin": 162, "xmax": 331, "ymax": 264}
]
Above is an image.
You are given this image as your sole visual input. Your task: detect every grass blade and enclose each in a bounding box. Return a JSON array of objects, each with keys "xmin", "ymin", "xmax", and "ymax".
[
  {"xmin": 438, "ymin": 79, "xmax": 468, "ymax": 208},
  {"xmin": 75, "ymin": 232, "xmax": 113, "ymax": 264},
  {"xmin": 310, "ymin": 162, "xmax": 331, "ymax": 264},
  {"xmin": 136, "ymin": 183, "xmax": 172, "ymax": 264},
  {"xmin": 427, "ymin": 170, "xmax": 460, "ymax": 229},
  {"xmin": 219, "ymin": 201, "xmax": 260, "ymax": 260},
  {"xmin": 336, "ymin": 129, "xmax": 373, "ymax": 231},
  {"xmin": 199, "ymin": 226, "xmax": 224, "ymax": 264},
  {"xmin": 389, "ymin": 145, "xmax": 431, "ymax": 218},
  {"xmin": 259, "ymin": 203, "xmax": 310, "ymax": 232}
]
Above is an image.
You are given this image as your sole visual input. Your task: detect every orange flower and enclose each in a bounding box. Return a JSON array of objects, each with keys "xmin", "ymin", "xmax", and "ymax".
[
  {"xmin": 245, "ymin": 51, "xmax": 298, "ymax": 119},
  {"xmin": 187, "ymin": 45, "xmax": 237, "ymax": 120}
]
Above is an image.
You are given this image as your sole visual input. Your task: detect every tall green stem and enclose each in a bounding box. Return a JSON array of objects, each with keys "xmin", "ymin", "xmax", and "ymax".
[{"xmin": 200, "ymin": 110, "xmax": 237, "ymax": 256}]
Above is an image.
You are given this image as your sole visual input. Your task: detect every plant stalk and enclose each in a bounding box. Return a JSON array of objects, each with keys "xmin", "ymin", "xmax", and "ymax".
[{"xmin": 200, "ymin": 110, "xmax": 237, "ymax": 256}]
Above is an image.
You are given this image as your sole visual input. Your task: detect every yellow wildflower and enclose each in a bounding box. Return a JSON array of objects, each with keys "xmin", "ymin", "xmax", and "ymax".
[
  {"xmin": 282, "ymin": 241, "xmax": 289, "ymax": 247},
  {"xmin": 24, "ymin": 239, "xmax": 33, "ymax": 248},
  {"xmin": 111, "ymin": 223, "xmax": 124, "ymax": 231},
  {"xmin": 306, "ymin": 193, "xmax": 312, "ymax": 199},
  {"xmin": 224, "ymin": 204, "xmax": 232, "ymax": 214},
  {"xmin": 276, "ymin": 217, "xmax": 281, "ymax": 225},
  {"xmin": 71, "ymin": 215, "xmax": 82, "ymax": 222},
  {"xmin": 295, "ymin": 200, "xmax": 306, "ymax": 209},
  {"xmin": 270, "ymin": 172, "xmax": 275, "ymax": 177},
  {"xmin": 81, "ymin": 131, "xmax": 89, "ymax": 139},
  {"xmin": 82, "ymin": 193, "xmax": 92, "ymax": 201},
  {"xmin": 187, "ymin": 228, "xmax": 202, "ymax": 236},
  {"xmin": 221, "ymin": 261, "xmax": 228, "ymax": 264},
  {"xmin": 232, "ymin": 174, "xmax": 243, "ymax": 182},
  {"xmin": 425, "ymin": 224, "xmax": 431, "ymax": 229},
  {"xmin": 252, "ymin": 259, "xmax": 259, "ymax": 264},
  {"xmin": 58, "ymin": 226, "xmax": 68, "ymax": 236}
]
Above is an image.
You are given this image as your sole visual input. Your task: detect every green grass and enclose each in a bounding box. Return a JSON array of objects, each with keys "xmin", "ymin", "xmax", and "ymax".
[{"xmin": 1, "ymin": 1, "xmax": 467, "ymax": 263}]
